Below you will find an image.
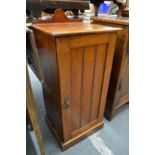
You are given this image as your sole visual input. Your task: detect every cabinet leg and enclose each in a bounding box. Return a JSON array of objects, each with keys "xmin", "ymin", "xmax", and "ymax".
[{"xmin": 104, "ymin": 110, "xmax": 116, "ymax": 121}]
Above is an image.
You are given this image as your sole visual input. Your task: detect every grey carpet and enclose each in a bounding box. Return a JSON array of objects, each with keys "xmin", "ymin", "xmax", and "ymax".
[{"xmin": 27, "ymin": 67, "xmax": 129, "ymax": 155}]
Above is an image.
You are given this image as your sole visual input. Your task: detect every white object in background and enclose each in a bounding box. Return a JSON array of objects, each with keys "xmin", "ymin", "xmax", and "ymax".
[
  {"xmin": 88, "ymin": 131, "xmax": 114, "ymax": 155},
  {"xmin": 104, "ymin": 1, "xmax": 112, "ymax": 5},
  {"xmin": 85, "ymin": 3, "xmax": 95, "ymax": 14}
]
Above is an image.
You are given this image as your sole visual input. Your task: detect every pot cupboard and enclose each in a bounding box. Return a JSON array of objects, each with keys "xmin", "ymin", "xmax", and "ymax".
[{"xmin": 31, "ymin": 9, "xmax": 121, "ymax": 149}]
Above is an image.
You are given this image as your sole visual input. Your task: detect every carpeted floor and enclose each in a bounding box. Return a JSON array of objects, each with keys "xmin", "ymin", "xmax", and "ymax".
[{"xmin": 27, "ymin": 67, "xmax": 129, "ymax": 155}]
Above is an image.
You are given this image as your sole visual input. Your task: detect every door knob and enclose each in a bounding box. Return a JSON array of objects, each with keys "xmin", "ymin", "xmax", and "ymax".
[{"xmin": 64, "ymin": 97, "xmax": 70, "ymax": 109}]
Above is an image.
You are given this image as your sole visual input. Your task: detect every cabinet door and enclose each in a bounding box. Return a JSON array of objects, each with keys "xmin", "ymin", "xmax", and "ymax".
[
  {"xmin": 56, "ymin": 33, "xmax": 116, "ymax": 141},
  {"xmin": 115, "ymin": 31, "xmax": 129, "ymax": 108},
  {"xmin": 117, "ymin": 48, "xmax": 129, "ymax": 107}
]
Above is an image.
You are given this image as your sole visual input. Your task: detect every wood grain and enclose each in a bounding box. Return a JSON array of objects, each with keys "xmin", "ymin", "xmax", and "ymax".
[
  {"xmin": 90, "ymin": 44, "xmax": 107, "ymax": 122},
  {"xmin": 70, "ymin": 48, "xmax": 83, "ymax": 132},
  {"xmin": 98, "ymin": 33, "xmax": 117, "ymax": 121},
  {"xmin": 91, "ymin": 16, "xmax": 129, "ymax": 26},
  {"xmin": 32, "ymin": 9, "xmax": 120, "ymax": 149},
  {"xmin": 33, "ymin": 29, "xmax": 63, "ymax": 138},
  {"xmin": 92, "ymin": 17, "xmax": 129, "ymax": 120},
  {"xmin": 56, "ymin": 38, "xmax": 72, "ymax": 142},
  {"xmin": 81, "ymin": 46, "xmax": 95, "ymax": 127}
]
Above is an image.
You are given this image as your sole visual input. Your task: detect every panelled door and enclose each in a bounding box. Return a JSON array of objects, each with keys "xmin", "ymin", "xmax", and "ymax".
[
  {"xmin": 117, "ymin": 46, "xmax": 129, "ymax": 107},
  {"xmin": 115, "ymin": 29, "xmax": 129, "ymax": 108},
  {"xmin": 56, "ymin": 33, "xmax": 116, "ymax": 142}
]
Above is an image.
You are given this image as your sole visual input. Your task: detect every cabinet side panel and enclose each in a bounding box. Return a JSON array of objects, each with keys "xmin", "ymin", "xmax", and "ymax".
[{"xmin": 33, "ymin": 29, "xmax": 62, "ymax": 138}]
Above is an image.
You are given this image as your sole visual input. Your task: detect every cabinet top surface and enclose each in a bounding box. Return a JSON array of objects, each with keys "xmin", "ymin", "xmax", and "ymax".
[
  {"xmin": 91, "ymin": 16, "xmax": 129, "ymax": 26},
  {"xmin": 32, "ymin": 22, "xmax": 121, "ymax": 37}
]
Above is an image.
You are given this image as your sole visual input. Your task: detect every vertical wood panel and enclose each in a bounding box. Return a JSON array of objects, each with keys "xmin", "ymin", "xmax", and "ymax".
[
  {"xmin": 56, "ymin": 38, "xmax": 72, "ymax": 142},
  {"xmin": 90, "ymin": 44, "xmax": 107, "ymax": 121},
  {"xmin": 120, "ymin": 51, "xmax": 129, "ymax": 97},
  {"xmin": 81, "ymin": 46, "xmax": 95, "ymax": 127},
  {"xmin": 71, "ymin": 48, "xmax": 83, "ymax": 132},
  {"xmin": 98, "ymin": 33, "xmax": 117, "ymax": 120}
]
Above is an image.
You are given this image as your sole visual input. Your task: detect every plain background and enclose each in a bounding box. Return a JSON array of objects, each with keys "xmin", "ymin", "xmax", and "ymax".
[{"xmin": 0, "ymin": 0, "xmax": 155, "ymax": 155}]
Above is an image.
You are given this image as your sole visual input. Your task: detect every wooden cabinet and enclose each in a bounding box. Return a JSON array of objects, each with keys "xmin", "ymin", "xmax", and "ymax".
[
  {"xmin": 92, "ymin": 16, "xmax": 129, "ymax": 120},
  {"xmin": 32, "ymin": 9, "xmax": 120, "ymax": 150}
]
